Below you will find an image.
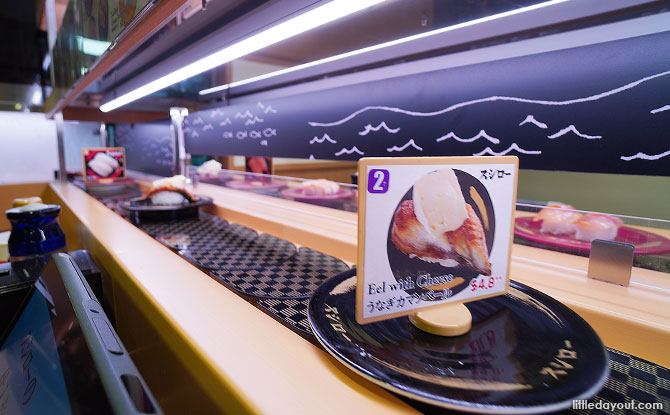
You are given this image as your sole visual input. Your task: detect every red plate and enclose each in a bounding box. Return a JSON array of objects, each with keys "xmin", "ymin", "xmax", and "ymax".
[
  {"xmin": 514, "ymin": 216, "xmax": 670, "ymax": 255},
  {"xmin": 280, "ymin": 187, "xmax": 356, "ymax": 201},
  {"xmin": 225, "ymin": 179, "xmax": 287, "ymax": 191}
]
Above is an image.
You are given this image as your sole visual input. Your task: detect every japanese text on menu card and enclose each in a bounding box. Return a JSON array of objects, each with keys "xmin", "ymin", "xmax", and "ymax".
[{"xmin": 356, "ymin": 156, "xmax": 518, "ymax": 324}]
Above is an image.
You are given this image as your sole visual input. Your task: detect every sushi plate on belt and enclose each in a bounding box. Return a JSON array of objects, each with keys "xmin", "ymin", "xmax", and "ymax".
[
  {"xmin": 308, "ymin": 269, "xmax": 609, "ymax": 414},
  {"xmin": 514, "ymin": 217, "xmax": 670, "ymax": 255},
  {"xmin": 279, "ymin": 187, "xmax": 356, "ymax": 201},
  {"xmin": 119, "ymin": 195, "xmax": 213, "ymax": 223}
]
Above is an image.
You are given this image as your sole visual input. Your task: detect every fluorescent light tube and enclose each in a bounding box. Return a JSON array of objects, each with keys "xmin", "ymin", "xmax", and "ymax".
[
  {"xmin": 100, "ymin": 0, "xmax": 389, "ymax": 112},
  {"xmin": 76, "ymin": 36, "xmax": 112, "ymax": 56},
  {"xmin": 200, "ymin": 0, "xmax": 570, "ymax": 96}
]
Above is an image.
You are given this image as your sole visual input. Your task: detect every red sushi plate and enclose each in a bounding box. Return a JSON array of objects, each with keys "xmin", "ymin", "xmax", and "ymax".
[
  {"xmin": 514, "ymin": 217, "xmax": 670, "ymax": 255},
  {"xmin": 225, "ymin": 179, "xmax": 287, "ymax": 191}
]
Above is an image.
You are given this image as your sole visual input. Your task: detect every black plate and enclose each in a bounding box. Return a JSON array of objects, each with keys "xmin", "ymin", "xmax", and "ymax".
[
  {"xmin": 308, "ymin": 270, "xmax": 609, "ymax": 414},
  {"xmin": 119, "ymin": 195, "xmax": 213, "ymax": 223}
]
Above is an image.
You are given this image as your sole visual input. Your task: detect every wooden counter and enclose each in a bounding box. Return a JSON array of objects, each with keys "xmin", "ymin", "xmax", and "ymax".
[{"xmin": 4, "ymin": 181, "xmax": 668, "ymax": 414}]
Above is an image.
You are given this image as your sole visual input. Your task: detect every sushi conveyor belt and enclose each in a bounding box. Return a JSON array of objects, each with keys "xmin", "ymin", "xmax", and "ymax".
[{"xmin": 84, "ymin": 185, "xmax": 669, "ymax": 415}]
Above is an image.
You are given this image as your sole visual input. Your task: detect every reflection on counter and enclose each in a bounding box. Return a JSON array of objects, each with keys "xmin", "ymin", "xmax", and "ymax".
[{"xmin": 193, "ymin": 168, "xmax": 358, "ymax": 212}]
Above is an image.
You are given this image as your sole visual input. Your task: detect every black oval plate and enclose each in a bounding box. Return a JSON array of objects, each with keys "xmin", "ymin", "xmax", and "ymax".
[
  {"xmin": 308, "ymin": 270, "xmax": 608, "ymax": 414},
  {"xmin": 119, "ymin": 195, "xmax": 213, "ymax": 223}
]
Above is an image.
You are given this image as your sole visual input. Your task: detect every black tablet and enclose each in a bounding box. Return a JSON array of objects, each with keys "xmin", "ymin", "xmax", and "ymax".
[{"xmin": 0, "ymin": 254, "xmax": 161, "ymax": 415}]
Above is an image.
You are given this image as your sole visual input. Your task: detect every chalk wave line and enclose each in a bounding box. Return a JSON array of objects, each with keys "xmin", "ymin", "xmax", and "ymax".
[
  {"xmin": 308, "ymin": 70, "xmax": 670, "ymax": 127},
  {"xmin": 650, "ymin": 104, "xmax": 670, "ymax": 114},
  {"xmin": 621, "ymin": 149, "xmax": 670, "ymax": 161},
  {"xmin": 310, "ymin": 134, "xmax": 337, "ymax": 144},
  {"xmin": 548, "ymin": 125, "xmax": 601, "ymax": 139},
  {"xmin": 387, "ymin": 139, "xmax": 423, "ymax": 152},
  {"xmin": 235, "ymin": 110, "xmax": 253, "ymax": 119},
  {"xmin": 473, "ymin": 143, "xmax": 541, "ymax": 156},
  {"xmin": 436, "ymin": 130, "xmax": 500, "ymax": 144},
  {"xmin": 245, "ymin": 116, "xmax": 264, "ymax": 126},
  {"xmin": 358, "ymin": 121, "xmax": 400, "ymax": 136},
  {"xmin": 519, "ymin": 115, "xmax": 548, "ymax": 129},
  {"xmin": 335, "ymin": 146, "xmax": 364, "ymax": 156}
]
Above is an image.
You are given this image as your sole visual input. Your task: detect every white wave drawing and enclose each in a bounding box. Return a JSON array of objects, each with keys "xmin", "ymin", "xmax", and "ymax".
[
  {"xmin": 260, "ymin": 140, "xmax": 268, "ymax": 146},
  {"xmin": 202, "ymin": 123, "xmax": 213, "ymax": 131},
  {"xmin": 249, "ymin": 130, "xmax": 262, "ymax": 139},
  {"xmin": 192, "ymin": 117, "xmax": 204, "ymax": 125},
  {"xmin": 621, "ymin": 149, "xmax": 670, "ymax": 161},
  {"xmin": 183, "ymin": 127, "xmax": 192, "ymax": 133},
  {"xmin": 257, "ymin": 102, "xmax": 265, "ymax": 109},
  {"xmin": 309, "ymin": 154, "xmax": 315, "ymax": 160},
  {"xmin": 387, "ymin": 139, "xmax": 423, "ymax": 153},
  {"xmin": 263, "ymin": 128, "xmax": 277, "ymax": 137},
  {"xmin": 547, "ymin": 125, "xmax": 601, "ymax": 139},
  {"xmin": 473, "ymin": 143, "xmax": 541, "ymax": 156},
  {"xmin": 245, "ymin": 116, "xmax": 264, "ymax": 126},
  {"xmin": 209, "ymin": 108, "xmax": 225, "ymax": 117},
  {"xmin": 191, "ymin": 131, "xmax": 200, "ymax": 138},
  {"xmin": 264, "ymin": 105, "xmax": 277, "ymax": 114},
  {"xmin": 223, "ymin": 131, "xmax": 233, "ymax": 139},
  {"xmin": 310, "ymin": 134, "xmax": 337, "ymax": 144},
  {"xmin": 358, "ymin": 121, "xmax": 400, "ymax": 136},
  {"xmin": 235, "ymin": 110, "xmax": 253, "ymax": 119},
  {"xmin": 519, "ymin": 115, "xmax": 548, "ymax": 129},
  {"xmin": 309, "ymin": 70, "xmax": 670, "ymax": 127},
  {"xmin": 219, "ymin": 118, "xmax": 232, "ymax": 126},
  {"xmin": 436, "ymin": 130, "xmax": 500, "ymax": 144},
  {"xmin": 335, "ymin": 146, "xmax": 364, "ymax": 156},
  {"xmin": 236, "ymin": 131, "xmax": 248, "ymax": 140},
  {"xmin": 183, "ymin": 118, "xmax": 189, "ymax": 125},
  {"xmin": 650, "ymin": 104, "xmax": 670, "ymax": 114}
]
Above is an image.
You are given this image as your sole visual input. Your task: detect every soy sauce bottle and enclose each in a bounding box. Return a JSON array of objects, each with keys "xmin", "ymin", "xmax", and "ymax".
[{"xmin": 5, "ymin": 203, "xmax": 66, "ymax": 277}]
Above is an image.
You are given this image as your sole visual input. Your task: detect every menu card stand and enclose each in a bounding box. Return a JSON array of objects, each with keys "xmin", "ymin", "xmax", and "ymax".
[{"xmin": 408, "ymin": 303, "xmax": 472, "ymax": 336}]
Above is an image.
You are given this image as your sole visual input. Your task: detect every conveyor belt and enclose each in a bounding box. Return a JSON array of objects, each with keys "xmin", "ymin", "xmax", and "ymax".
[{"xmin": 84, "ymin": 183, "xmax": 669, "ymax": 415}]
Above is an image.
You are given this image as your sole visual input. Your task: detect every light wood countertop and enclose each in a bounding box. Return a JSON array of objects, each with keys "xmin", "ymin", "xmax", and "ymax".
[{"xmin": 28, "ymin": 180, "xmax": 669, "ymax": 413}]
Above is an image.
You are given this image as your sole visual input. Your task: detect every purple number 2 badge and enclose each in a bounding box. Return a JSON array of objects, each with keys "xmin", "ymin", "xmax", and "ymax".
[{"xmin": 368, "ymin": 169, "xmax": 389, "ymax": 194}]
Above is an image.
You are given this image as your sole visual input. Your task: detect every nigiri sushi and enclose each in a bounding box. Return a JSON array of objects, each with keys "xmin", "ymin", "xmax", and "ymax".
[
  {"xmin": 301, "ymin": 179, "xmax": 340, "ymax": 196},
  {"xmin": 573, "ymin": 213, "xmax": 623, "ymax": 242},
  {"xmin": 89, "ymin": 152, "xmax": 119, "ymax": 177},
  {"xmin": 534, "ymin": 203, "xmax": 583, "ymax": 235},
  {"xmin": 196, "ymin": 159, "xmax": 222, "ymax": 177},
  {"xmin": 145, "ymin": 175, "xmax": 195, "ymax": 205}
]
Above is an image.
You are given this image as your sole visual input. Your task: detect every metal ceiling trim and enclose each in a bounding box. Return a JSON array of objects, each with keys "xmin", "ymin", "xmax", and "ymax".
[
  {"xmin": 99, "ymin": 0, "xmax": 334, "ymax": 103},
  {"xmin": 224, "ymin": 0, "xmax": 666, "ymax": 98},
  {"xmin": 45, "ymin": 0, "xmax": 188, "ymax": 119}
]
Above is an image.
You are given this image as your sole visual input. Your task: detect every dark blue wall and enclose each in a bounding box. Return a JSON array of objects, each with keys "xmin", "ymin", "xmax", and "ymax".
[
  {"xmin": 185, "ymin": 31, "xmax": 670, "ymax": 177},
  {"xmin": 116, "ymin": 121, "xmax": 173, "ymax": 176}
]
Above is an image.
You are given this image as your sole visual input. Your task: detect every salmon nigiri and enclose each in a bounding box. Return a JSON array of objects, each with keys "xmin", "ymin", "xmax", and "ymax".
[
  {"xmin": 534, "ymin": 203, "xmax": 583, "ymax": 235},
  {"xmin": 573, "ymin": 213, "xmax": 623, "ymax": 242}
]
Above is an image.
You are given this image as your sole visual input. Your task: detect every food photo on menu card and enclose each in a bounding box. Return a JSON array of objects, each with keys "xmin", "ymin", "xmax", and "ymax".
[
  {"xmin": 357, "ymin": 157, "xmax": 518, "ymax": 323},
  {"xmin": 82, "ymin": 147, "xmax": 126, "ymax": 181}
]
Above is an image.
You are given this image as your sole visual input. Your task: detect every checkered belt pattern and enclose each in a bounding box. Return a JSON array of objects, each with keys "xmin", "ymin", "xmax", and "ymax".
[
  {"xmin": 90, "ymin": 190, "xmax": 668, "ymax": 413},
  {"xmin": 212, "ymin": 247, "xmax": 349, "ymax": 298}
]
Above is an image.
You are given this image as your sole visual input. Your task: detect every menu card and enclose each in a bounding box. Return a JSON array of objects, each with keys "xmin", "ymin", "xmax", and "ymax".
[
  {"xmin": 356, "ymin": 156, "xmax": 518, "ymax": 324},
  {"xmin": 82, "ymin": 147, "xmax": 126, "ymax": 182}
]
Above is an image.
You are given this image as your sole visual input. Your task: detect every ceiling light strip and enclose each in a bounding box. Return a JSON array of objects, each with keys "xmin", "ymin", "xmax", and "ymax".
[
  {"xmin": 199, "ymin": 0, "xmax": 571, "ymax": 96},
  {"xmin": 100, "ymin": 0, "xmax": 389, "ymax": 112}
]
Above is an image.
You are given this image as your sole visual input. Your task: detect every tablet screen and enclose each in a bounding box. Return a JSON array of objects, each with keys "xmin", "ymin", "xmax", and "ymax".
[{"xmin": 0, "ymin": 259, "xmax": 112, "ymax": 414}]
